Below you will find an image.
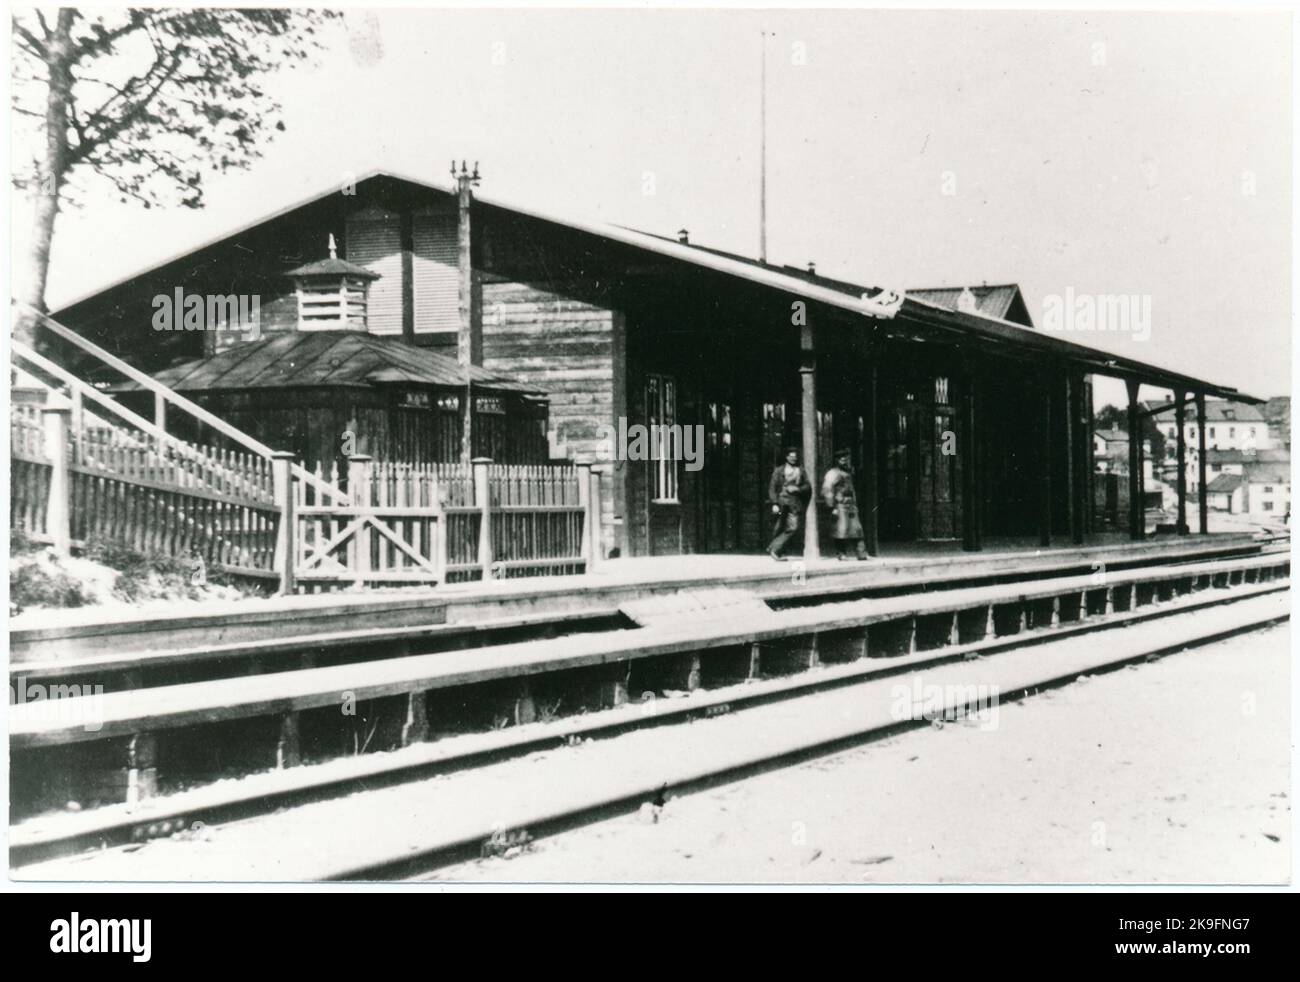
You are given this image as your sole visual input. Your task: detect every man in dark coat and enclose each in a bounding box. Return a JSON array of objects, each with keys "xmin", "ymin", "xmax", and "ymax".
[
  {"xmin": 822, "ymin": 447, "xmax": 869, "ymax": 560},
  {"xmin": 766, "ymin": 447, "xmax": 812, "ymax": 560}
]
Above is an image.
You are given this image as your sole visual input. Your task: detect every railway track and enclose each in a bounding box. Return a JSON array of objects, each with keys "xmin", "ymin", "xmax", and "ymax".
[{"xmin": 9, "ymin": 548, "xmax": 1289, "ymax": 878}]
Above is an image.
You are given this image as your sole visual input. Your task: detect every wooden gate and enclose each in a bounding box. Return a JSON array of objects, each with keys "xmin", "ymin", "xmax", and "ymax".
[
  {"xmin": 290, "ymin": 459, "xmax": 598, "ymax": 590},
  {"xmin": 292, "ymin": 459, "xmax": 445, "ymax": 589}
]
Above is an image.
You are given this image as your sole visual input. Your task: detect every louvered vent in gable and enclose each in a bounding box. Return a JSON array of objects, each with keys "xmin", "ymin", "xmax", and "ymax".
[
  {"xmin": 413, "ymin": 206, "xmax": 459, "ymax": 335},
  {"xmin": 345, "ymin": 205, "xmax": 402, "ymax": 335}
]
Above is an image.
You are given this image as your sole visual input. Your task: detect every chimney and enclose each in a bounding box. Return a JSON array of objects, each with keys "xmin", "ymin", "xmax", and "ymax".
[
  {"xmin": 677, "ymin": 228, "xmax": 690, "ymax": 245},
  {"xmin": 452, "ymin": 159, "xmax": 481, "ymax": 368},
  {"xmin": 807, "ymin": 261, "xmax": 816, "ymax": 276}
]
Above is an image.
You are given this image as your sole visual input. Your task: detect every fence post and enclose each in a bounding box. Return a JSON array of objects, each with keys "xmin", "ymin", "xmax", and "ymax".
[
  {"xmin": 69, "ymin": 387, "xmax": 83, "ymax": 452},
  {"xmin": 588, "ymin": 464, "xmax": 605, "ymax": 570},
  {"xmin": 349, "ymin": 454, "xmax": 373, "ymax": 584},
  {"xmin": 577, "ymin": 461, "xmax": 591, "ymax": 567},
  {"xmin": 473, "ymin": 457, "xmax": 493, "ymax": 581},
  {"xmin": 41, "ymin": 405, "xmax": 72, "ymax": 556},
  {"xmin": 270, "ymin": 452, "xmax": 297, "ymax": 595}
]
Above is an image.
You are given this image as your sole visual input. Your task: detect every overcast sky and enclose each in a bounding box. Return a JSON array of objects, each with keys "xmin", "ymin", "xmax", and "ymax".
[{"xmin": 15, "ymin": 7, "xmax": 1293, "ymax": 403}]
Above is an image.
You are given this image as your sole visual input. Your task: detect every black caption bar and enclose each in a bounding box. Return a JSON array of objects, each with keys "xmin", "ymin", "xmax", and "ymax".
[{"xmin": 3, "ymin": 891, "xmax": 1294, "ymax": 967}]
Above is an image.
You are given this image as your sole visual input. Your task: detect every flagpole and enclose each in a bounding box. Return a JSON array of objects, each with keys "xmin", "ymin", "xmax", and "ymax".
[{"xmin": 759, "ymin": 30, "xmax": 768, "ymax": 264}]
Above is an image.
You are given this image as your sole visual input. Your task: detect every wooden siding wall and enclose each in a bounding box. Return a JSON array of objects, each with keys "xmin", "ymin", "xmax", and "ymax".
[
  {"xmin": 477, "ymin": 208, "xmax": 631, "ymax": 557},
  {"xmin": 345, "ymin": 204, "xmax": 404, "ymax": 334},
  {"xmin": 480, "ymin": 280, "xmax": 623, "ymax": 556},
  {"xmin": 120, "ymin": 388, "xmax": 549, "ymax": 471}
]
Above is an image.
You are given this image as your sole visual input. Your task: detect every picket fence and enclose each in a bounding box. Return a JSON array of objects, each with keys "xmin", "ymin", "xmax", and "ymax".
[
  {"xmin": 12, "ymin": 406, "xmax": 599, "ymax": 589},
  {"xmin": 11, "ymin": 304, "xmax": 600, "ymax": 591}
]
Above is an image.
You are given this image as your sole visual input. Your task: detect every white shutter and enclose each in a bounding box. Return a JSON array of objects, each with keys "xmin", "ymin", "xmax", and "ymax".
[
  {"xmin": 345, "ymin": 211, "xmax": 402, "ymax": 335},
  {"xmin": 413, "ymin": 212, "xmax": 459, "ymax": 335}
]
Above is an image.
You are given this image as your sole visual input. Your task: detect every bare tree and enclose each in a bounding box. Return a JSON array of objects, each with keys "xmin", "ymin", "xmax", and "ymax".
[{"xmin": 11, "ymin": 6, "xmax": 340, "ymax": 343}]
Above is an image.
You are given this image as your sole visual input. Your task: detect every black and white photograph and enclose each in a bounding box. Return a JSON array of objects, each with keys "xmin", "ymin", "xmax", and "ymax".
[{"xmin": 3, "ymin": 1, "xmax": 1295, "ymax": 902}]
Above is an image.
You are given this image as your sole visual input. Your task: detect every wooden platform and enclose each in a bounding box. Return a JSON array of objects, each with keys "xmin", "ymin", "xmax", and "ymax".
[
  {"xmin": 10, "ymin": 532, "xmax": 1266, "ymax": 662},
  {"xmin": 12, "ymin": 551, "xmax": 1287, "ymax": 748}
]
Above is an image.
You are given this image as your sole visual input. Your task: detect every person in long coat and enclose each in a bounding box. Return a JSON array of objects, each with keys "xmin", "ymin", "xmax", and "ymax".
[
  {"xmin": 821, "ymin": 447, "xmax": 869, "ymax": 560},
  {"xmin": 766, "ymin": 447, "xmax": 812, "ymax": 560}
]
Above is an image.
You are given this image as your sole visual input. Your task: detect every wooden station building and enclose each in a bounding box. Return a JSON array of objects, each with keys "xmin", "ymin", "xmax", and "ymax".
[{"xmin": 52, "ymin": 167, "xmax": 1257, "ymax": 558}]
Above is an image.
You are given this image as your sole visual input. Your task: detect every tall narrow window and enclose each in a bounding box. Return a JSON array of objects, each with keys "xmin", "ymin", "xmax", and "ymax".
[
  {"xmin": 647, "ymin": 374, "xmax": 678, "ymax": 503},
  {"xmin": 934, "ymin": 376, "xmax": 950, "ymax": 406}
]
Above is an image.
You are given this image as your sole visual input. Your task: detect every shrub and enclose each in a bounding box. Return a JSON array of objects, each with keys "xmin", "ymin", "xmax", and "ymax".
[
  {"xmin": 9, "ymin": 527, "xmax": 41, "ymax": 555},
  {"xmin": 10, "ymin": 562, "xmax": 91, "ymax": 610}
]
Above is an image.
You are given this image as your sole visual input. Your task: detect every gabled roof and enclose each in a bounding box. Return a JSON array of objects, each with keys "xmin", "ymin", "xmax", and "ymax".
[
  {"xmin": 1206, "ymin": 473, "xmax": 1243, "ymax": 493},
  {"xmin": 1207, "ymin": 448, "xmax": 1248, "ymax": 464},
  {"xmin": 1151, "ymin": 399, "xmax": 1267, "ymax": 423},
  {"xmin": 1262, "ymin": 395, "xmax": 1291, "ymax": 418},
  {"xmin": 1094, "ymin": 428, "xmax": 1128, "ymax": 444},
  {"xmin": 54, "ymin": 168, "xmax": 1256, "ymax": 402},
  {"xmin": 906, "ymin": 284, "xmax": 1032, "ymax": 327},
  {"xmin": 1207, "ymin": 448, "xmax": 1289, "ymax": 465},
  {"xmin": 111, "ymin": 331, "xmax": 542, "ymax": 394},
  {"xmin": 1242, "ymin": 463, "xmax": 1289, "ymax": 485}
]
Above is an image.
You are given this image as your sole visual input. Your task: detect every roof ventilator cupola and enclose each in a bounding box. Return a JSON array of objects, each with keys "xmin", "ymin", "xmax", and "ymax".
[{"xmin": 285, "ymin": 234, "xmax": 381, "ymax": 332}]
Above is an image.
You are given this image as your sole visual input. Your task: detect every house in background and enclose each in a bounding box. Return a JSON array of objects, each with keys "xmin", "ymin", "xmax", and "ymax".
[
  {"xmin": 1204, "ymin": 461, "xmax": 1290, "ymax": 520},
  {"xmin": 1262, "ymin": 396, "xmax": 1291, "ymax": 451},
  {"xmin": 1204, "ymin": 447, "xmax": 1289, "ymax": 479},
  {"xmin": 1093, "ymin": 429, "xmax": 1129, "ymax": 474},
  {"xmin": 1206, "ymin": 473, "xmax": 1245, "ymax": 513},
  {"xmin": 1152, "ymin": 397, "xmax": 1279, "ymax": 495},
  {"xmin": 1241, "ymin": 461, "xmax": 1291, "ymax": 521},
  {"xmin": 1152, "ymin": 398, "xmax": 1271, "ymax": 454}
]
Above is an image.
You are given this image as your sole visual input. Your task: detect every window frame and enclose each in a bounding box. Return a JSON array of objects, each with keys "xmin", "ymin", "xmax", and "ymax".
[{"xmin": 646, "ymin": 373, "xmax": 680, "ymax": 504}]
